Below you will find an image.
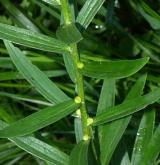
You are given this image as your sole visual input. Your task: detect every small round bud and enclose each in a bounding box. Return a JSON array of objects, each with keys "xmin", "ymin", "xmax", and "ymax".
[
  {"xmin": 76, "ymin": 109, "xmax": 81, "ymax": 117},
  {"xmin": 74, "ymin": 96, "xmax": 82, "ymax": 104},
  {"xmin": 87, "ymin": 118, "xmax": 94, "ymax": 126},
  {"xmin": 77, "ymin": 62, "xmax": 84, "ymax": 69},
  {"xmin": 83, "ymin": 134, "xmax": 89, "ymax": 141}
]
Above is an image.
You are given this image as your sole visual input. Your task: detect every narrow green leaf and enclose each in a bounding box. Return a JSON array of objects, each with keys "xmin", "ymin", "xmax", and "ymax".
[
  {"xmin": 0, "ymin": 100, "xmax": 79, "ymax": 137},
  {"xmin": 0, "ymin": 120, "xmax": 69, "ymax": 165},
  {"xmin": 76, "ymin": 0, "xmax": 105, "ymax": 29},
  {"xmin": 131, "ymin": 110, "xmax": 155, "ymax": 165},
  {"xmin": 0, "ymin": 92, "xmax": 53, "ymax": 106},
  {"xmin": 0, "ymin": 70, "xmax": 66, "ymax": 81},
  {"xmin": 97, "ymin": 78, "xmax": 115, "ymax": 113},
  {"xmin": 56, "ymin": 23, "xmax": 83, "ymax": 44},
  {"xmin": 130, "ymin": 1, "xmax": 160, "ymax": 30},
  {"xmin": 1, "ymin": 0, "xmax": 40, "ymax": 32},
  {"xmin": 139, "ymin": 124, "xmax": 160, "ymax": 165},
  {"xmin": 69, "ymin": 140, "xmax": 89, "ymax": 165},
  {"xmin": 4, "ymin": 41, "xmax": 69, "ymax": 104},
  {"xmin": 98, "ymin": 75, "xmax": 146, "ymax": 165},
  {"xmin": 0, "ymin": 23, "xmax": 69, "ymax": 54},
  {"xmin": 63, "ymin": 54, "xmax": 76, "ymax": 82},
  {"xmin": 32, "ymin": 0, "xmax": 60, "ymax": 20},
  {"xmin": 82, "ymin": 57, "xmax": 149, "ymax": 79},
  {"xmin": 97, "ymin": 78, "xmax": 116, "ymax": 165},
  {"xmin": 40, "ymin": 0, "xmax": 61, "ymax": 6},
  {"xmin": 94, "ymin": 86, "xmax": 160, "ymax": 126}
]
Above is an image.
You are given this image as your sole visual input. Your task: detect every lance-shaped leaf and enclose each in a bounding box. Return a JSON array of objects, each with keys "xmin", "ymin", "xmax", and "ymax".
[
  {"xmin": 0, "ymin": 100, "xmax": 79, "ymax": 137},
  {"xmin": 130, "ymin": 1, "xmax": 160, "ymax": 30},
  {"xmin": 97, "ymin": 78, "xmax": 116, "ymax": 165},
  {"xmin": 97, "ymin": 75, "xmax": 146, "ymax": 165},
  {"xmin": 138, "ymin": 124, "xmax": 160, "ymax": 165},
  {"xmin": 82, "ymin": 57, "xmax": 149, "ymax": 79},
  {"xmin": 131, "ymin": 110, "xmax": 155, "ymax": 165},
  {"xmin": 4, "ymin": 41, "xmax": 69, "ymax": 104},
  {"xmin": 121, "ymin": 152, "xmax": 131, "ymax": 165},
  {"xmin": 0, "ymin": 92, "xmax": 53, "ymax": 106},
  {"xmin": 69, "ymin": 140, "xmax": 89, "ymax": 165},
  {"xmin": 76, "ymin": 0, "xmax": 105, "ymax": 29},
  {"xmin": 0, "ymin": 23, "xmax": 69, "ymax": 54},
  {"xmin": 0, "ymin": 120, "xmax": 69, "ymax": 165},
  {"xmin": 74, "ymin": 118, "xmax": 83, "ymax": 143},
  {"xmin": 40, "ymin": 0, "xmax": 60, "ymax": 6},
  {"xmin": 93, "ymin": 86, "xmax": 160, "ymax": 126},
  {"xmin": 0, "ymin": 70, "xmax": 66, "ymax": 81}
]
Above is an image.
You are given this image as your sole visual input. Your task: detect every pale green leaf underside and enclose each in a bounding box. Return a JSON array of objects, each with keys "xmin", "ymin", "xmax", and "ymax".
[
  {"xmin": 0, "ymin": 23, "xmax": 69, "ymax": 54},
  {"xmin": 94, "ymin": 86, "xmax": 160, "ymax": 126},
  {"xmin": 4, "ymin": 41, "xmax": 69, "ymax": 104},
  {"xmin": 0, "ymin": 100, "xmax": 79, "ymax": 138},
  {"xmin": 69, "ymin": 140, "xmax": 89, "ymax": 165},
  {"xmin": 82, "ymin": 57, "xmax": 149, "ymax": 79},
  {"xmin": 0, "ymin": 120, "xmax": 69, "ymax": 165}
]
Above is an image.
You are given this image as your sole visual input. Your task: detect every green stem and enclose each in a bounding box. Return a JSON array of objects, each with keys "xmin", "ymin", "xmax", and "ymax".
[
  {"xmin": 60, "ymin": 0, "xmax": 72, "ymax": 25},
  {"xmin": 60, "ymin": 0, "xmax": 90, "ymax": 138}
]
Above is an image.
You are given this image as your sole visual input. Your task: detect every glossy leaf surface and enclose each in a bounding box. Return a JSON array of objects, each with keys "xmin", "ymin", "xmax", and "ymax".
[
  {"xmin": 0, "ymin": 23, "xmax": 69, "ymax": 54},
  {"xmin": 0, "ymin": 100, "xmax": 79, "ymax": 137},
  {"xmin": 94, "ymin": 86, "xmax": 160, "ymax": 126},
  {"xmin": 0, "ymin": 120, "xmax": 69, "ymax": 165},
  {"xmin": 4, "ymin": 41, "xmax": 69, "ymax": 104},
  {"xmin": 82, "ymin": 58, "xmax": 149, "ymax": 79}
]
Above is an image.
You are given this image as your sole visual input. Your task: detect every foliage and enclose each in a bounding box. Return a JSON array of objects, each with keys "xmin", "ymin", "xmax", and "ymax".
[{"xmin": 0, "ymin": 0, "xmax": 160, "ymax": 164}]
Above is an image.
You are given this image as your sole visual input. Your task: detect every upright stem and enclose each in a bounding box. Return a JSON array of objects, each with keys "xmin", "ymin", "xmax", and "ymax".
[
  {"xmin": 60, "ymin": 0, "xmax": 90, "ymax": 138},
  {"xmin": 60, "ymin": 0, "xmax": 72, "ymax": 25}
]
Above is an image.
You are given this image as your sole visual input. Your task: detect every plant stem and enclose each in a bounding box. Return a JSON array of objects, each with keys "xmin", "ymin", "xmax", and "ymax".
[
  {"xmin": 70, "ymin": 44, "xmax": 89, "ymax": 136},
  {"xmin": 60, "ymin": 0, "xmax": 72, "ymax": 25},
  {"xmin": 60, "ymin": 0, "xmax": 90, "ymax": 138}
]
